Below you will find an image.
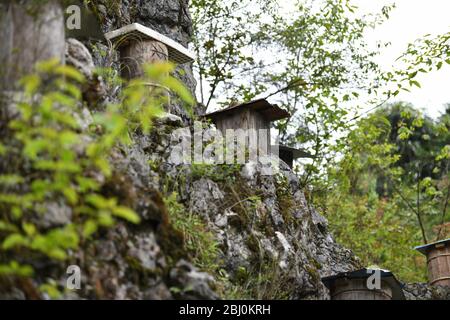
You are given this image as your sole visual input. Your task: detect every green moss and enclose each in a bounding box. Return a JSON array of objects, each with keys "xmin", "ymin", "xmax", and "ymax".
[
  {"xmin": 224, "ymin": 259, "xmax": 297, "ymax": 300},
  {"xmin": 148, "ymin": 159, "xmax": 161, "ymax": 172},
  {"xmin": 86, "ymin": 0, "xmax": 122, "ymax": 20},
  {"xmin": 305, "ymin": 264, "xmax": 320, "ymax": 284},
  {"xmin": 246, "ymin": 233, "xmax": 259, "ymax": 253},
  {"xmin": 274, "ymin": 173, "xmax": 300, "ymax": 226},
  {"xmin": 311, "ymin": 257, "xmax": 322, "ymax": 270},
  {"xmin": 191, "ymin": 163, "xmax": 242, "ymax": 183},
  {"xmin": 150, "ymin": 192, "xmax": 187, "ymax": 264}
]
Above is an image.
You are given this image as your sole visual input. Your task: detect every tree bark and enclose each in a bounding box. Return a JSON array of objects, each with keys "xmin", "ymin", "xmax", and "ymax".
[
  {"xmin": 119, "ymin": 40, "xmax": 169, "ymax": 80},
  {"xmin": 0, "ymin": 0, "xmax": 65, "ymax": 91}
]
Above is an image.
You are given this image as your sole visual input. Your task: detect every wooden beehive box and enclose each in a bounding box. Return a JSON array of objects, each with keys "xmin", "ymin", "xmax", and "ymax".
[
  {"xmin": 105, "ymin": 23, "xmax": 195, "ymax": 113},
  {"xmin": 105, "ymin": 23, "xmax": 195, "ymax": 64},
  {"xmin": 204, "ymin": 99, "xmax": 290, "ymax": 155},
  {"xmin": 321, "ymin": 268, "xmax": 405, "ymax": 300},
  {"xmin": 328, "ymin": 278, "xmax": 393, "ymax": 300},
  {"xmin": 415, "ymin": 238, "xmax": 450, "ymax": 287},
  {"xmin": 105, "ymin": 23, "xmax": 195, "ymax": 79}
]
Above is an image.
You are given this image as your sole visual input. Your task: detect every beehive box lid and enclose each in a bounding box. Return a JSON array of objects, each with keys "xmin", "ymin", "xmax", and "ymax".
[
  {"xmin": 321, "ymin": 268, "xmax": 405, "ymax": 300},
  {"xmin": 272, "ymin": 145, "xmax": 314, "ymax": 159},
  {"xmin": 204, "ymin": 99, "xmax": 291, "ymax": 122},
  {"xmin": 105, "ymin": 23, "xmax": 195, "ymax": 64},
  {"xmin": 415, "ymin": 238, "xmax": 450, "ymax": 255}
]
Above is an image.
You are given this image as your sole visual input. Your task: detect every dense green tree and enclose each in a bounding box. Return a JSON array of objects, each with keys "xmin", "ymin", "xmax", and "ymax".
[{"xmin": 316, "ymin": 102, "xmax": 449, "ymax": 282}]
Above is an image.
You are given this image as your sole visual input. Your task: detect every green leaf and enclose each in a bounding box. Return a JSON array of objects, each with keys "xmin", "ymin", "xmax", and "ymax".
[
  {"xmin": 144, "ymin": 62, "xmax": 175, "ymax": 79},
  {"xmin": 98, "ymin": 212, "xmax": 114, "ymax": 227},
  {"xmin": 23, "ymin": 139, "xmax": 49, "ymax": 159},
  {"xmin": 161, "ymin": 77, "xmax": 195, "ymax": 106},
  {"xmin": 85, "ymin": 194, "xmax": 109, "ymax": 209},
  {"xmin": 0, "ymin": 175, "xmax": 24, "ymax": 186},
  {"xmin": 94, "ymin": 158, "xmax": 111, "ymax": 176},
  {"xmin": 112, "ymin": 206, "xmax": 141, "ymax": 224},
  {"xmin": 19, "ymin": 74, "xmax": 41, "ymax": 95},
  {"xmin": 54, "ymin": 65, "xmax": 85, "ymax": 83},
  {"xmin": 2, "ymin": 234, "xmax": 30, "ymax": 250},
  {"xmin": 40, "ymin": 283, "xmax": 62, "ymax": 299},
  {"xmin": 12, "ymin": 206, "xmax": 23, "ymax": 219},
  {"xmin": 83, "ymin": 220, "xmax": 98, "ymax": 238},
  {"xmin": 0, "ymin": 221, "xmax": 18, "ymax": 232},
  {"xmin": 36, "ymin": 58, "xmax": 60, "ymax": 73},
  {"xmin": 0, "ymin": 261, "xmax": 33, "ymax": 277},
  {"xmin": 76, "ymin": 176, "xmax": 100, "ymax": 192},
  {"xmin": 47, "ymin": 248, "xmax": 67, "ymax": 260},
  {"xmin": 62, "ymin": 187, "xmax": 78, "ymax": 205},
  {"xmin": 22, "ymin": 223, "xmax": 37, "ymax": 237},
  {"xmin": 409, "ymin": 80, "xmax": 421, "ymax": 88}
]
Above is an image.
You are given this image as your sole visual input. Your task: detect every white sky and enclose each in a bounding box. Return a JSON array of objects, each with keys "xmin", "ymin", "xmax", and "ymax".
[{"xmin": 353, "ymin": 0, "xmax": 450, "ymax": 118}]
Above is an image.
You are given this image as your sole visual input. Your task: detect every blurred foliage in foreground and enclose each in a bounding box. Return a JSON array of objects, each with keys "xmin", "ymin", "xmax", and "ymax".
[{"xmin": 0, "ymin": 59, "xmax": 192, "ymax": 297}]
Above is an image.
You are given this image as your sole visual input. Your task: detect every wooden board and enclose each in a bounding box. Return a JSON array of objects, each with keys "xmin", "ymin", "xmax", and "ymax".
[
  {"xmin": 330, "ymin": 278, "xmax": 393, "ymax": 300},
  {"xmin": 427, "ymin": 245, "xmax": 450, "ymax": 286},
  {"xmin": 205, "ymin": 99, "xmax": 290, "ymax": 122},
  {"xmin": 213, "ymin": 108, "xmax": 271, "ymax": 156}
]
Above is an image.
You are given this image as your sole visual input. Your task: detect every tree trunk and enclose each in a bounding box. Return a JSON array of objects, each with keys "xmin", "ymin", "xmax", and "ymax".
[
  {"xmin": 119, "ymin": 40, "xmax": 169, "ymax": 80},
  {"xmin": 0, "ymin": 0, "xmax": 65, "ymax": 91}
]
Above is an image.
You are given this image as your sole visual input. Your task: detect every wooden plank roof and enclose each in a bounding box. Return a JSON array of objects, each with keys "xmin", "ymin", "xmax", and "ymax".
[
  {"xmin": 272, "ymin": 145, "xmax": 314, "ymax": 159},
  {"xmin": 415, "ymin": 238, "xmax": 450, "ymax": 255},
  {"xmin": 204, "ymin": 99, "xmax": 291, "ymax": 122}
]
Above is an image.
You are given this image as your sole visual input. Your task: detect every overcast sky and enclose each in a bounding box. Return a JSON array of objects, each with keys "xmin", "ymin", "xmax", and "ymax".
[{"xmin": 353, "ymin": 0, "xmax": 450, "ymax": 118}]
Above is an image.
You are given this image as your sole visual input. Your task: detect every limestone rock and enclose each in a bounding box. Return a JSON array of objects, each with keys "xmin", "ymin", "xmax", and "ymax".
[
  {"xmin": 66, "ymin": 38, "xmax": 95, "ymax": 79},
  {"xmin": 33, "ymin": 202, "xmax": 72, "ymax": 229},
  {"xmin": 127, "ymin": 233, "xmax": 166, "ymax": 272},
  {"xmin": 169, "ymin": 260, "xmax": 219, "ymax": 300},
  {"xmin": 190, "ymin": 178, "xmax": 224, "ymax": 220},
  {"xmin": 403, "ymin": 283, "xmax": 450, "ymax": 300},
  {"xmin": 65, "ymin": 38, "xmax": 107, "ymax": 105},
  {"xmin": 154, "ymin": 113, "xmax": 184, "ymax": 127}
]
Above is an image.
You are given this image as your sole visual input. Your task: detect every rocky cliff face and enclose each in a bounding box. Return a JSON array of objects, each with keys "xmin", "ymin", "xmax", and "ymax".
[
  {"xmin": 0, "ymin": 0, "xmax": 448, "ymax": 300},
  {"xmin": 78, "ymin": 0, "xmax": 361, "ymax": 299}
]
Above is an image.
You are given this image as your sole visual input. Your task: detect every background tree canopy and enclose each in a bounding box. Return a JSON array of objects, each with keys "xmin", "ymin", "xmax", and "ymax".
[{"xmin": 191, "ymin": 0, "xmax": 450, "ymax": 282}]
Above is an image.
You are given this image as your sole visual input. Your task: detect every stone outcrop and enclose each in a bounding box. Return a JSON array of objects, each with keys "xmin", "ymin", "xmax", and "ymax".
[{"xmin": 403, "ymin": 283, "xmax": 450, "ymax": 300}]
